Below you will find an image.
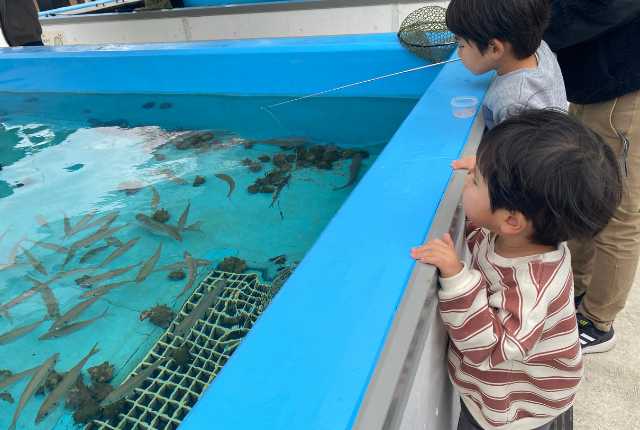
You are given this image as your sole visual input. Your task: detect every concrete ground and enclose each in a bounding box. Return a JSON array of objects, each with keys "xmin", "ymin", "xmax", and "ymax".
[{"xmin": 573, "ymin": 269, "xmax": 640, "ymax": 429}]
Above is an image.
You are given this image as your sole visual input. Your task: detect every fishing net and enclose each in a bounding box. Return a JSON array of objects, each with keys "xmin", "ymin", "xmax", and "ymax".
[
  {"xmin": 89, "ymin": 266, "xmax": 295, "ymax": 430},
  {"xmin": 397, "ymin": 5, "xmax": 457, "ymax": 62}
]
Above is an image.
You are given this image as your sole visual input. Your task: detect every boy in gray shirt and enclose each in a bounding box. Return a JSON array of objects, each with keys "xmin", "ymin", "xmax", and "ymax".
[{"xmin": 446, "ymin": 0, "xmax": 567, "ymax": 130}]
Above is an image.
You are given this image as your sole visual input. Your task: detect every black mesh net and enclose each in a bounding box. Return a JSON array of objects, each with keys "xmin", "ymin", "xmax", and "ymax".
[{"xmin": 397, "ymin": 5, "xmax": 457, "ymax": 63}]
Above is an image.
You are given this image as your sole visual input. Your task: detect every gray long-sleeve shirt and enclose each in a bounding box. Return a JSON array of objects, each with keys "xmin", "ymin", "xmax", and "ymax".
[{"xmin": 482, "ymin": 41, "xmax": 567, "ymax": 129}]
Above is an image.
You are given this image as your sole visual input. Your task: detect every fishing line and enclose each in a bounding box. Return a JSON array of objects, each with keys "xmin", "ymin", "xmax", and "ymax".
[
  {"xmin": 259, "ymin": 103, "xmax": 291, "ymax": 135},
  {"xmin": 264, "ymin": 57, "xmax": 461, "ymax": 110}
]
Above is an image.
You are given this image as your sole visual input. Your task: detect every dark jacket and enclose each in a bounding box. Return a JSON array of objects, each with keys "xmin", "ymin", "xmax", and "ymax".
[
  {"xmin": 0, "ymin": 0, "xmax": 43, "ymax": 47},
  {"xmin": 544, "ymin": 1, "xmax": 640, "ymax": 104}
]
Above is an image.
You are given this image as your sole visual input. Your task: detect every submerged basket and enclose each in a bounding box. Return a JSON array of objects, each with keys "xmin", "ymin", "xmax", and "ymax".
[
  {"xmin": 89, "ymin": 266, "xmax": 295, "ymax": 430},
  {"xmin": 397, "ymin": 5, "xmax": 457, "ymax": 63}
]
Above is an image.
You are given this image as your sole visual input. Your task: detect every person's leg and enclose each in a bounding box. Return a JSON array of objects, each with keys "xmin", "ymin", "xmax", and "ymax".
[
  {"xmin": 570, "ymin": 89, "xmax": 640, "ymax": 352},
  {"xmin": 548, "ymin": 407, "xmax": 573, "ymax": 430},
  {"xmin": 456, "ymin": 400, "xmax": 484, "ymax": 430},
  {"xmin": 567, "ymin": 104, "xmax": 595, "ymax": 304}
]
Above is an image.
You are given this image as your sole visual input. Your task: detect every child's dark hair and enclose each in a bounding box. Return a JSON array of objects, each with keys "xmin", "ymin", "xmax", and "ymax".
[
  {"xmin": 476, "ymin": 109, "xmax": 622, "ymax": 246},
  {"xmin": 446, "ymin": 0, "xmax": 550, "ymax": 59}
]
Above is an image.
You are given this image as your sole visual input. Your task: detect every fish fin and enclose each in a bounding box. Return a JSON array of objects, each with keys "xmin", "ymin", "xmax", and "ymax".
[
  {"xmin": 195, "ymin": 258, "xmax": 213, "ymax": 267},
  {"xmin": 177, "ymin": 202, "xmax": 191, "ymax": 231},
  {"xmin": 333, "ymin": 183, "xmax": 351, "ymax": 191},
  {"xmin": 90, "ymin": 342, "xmax": 100, "ymax": 355},
  {"xmin": 184, "ymin": 221, "xmax": 203, "ymax": 232}
]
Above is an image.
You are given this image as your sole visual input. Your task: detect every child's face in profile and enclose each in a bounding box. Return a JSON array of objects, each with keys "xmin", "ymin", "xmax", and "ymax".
[
  {"xmin": 462, "ymin": 167, "xmax": 495, "ymax": 229},
  {"xmin": 455, "ymin": 36, "xmax": 497, "ymax": 75}
]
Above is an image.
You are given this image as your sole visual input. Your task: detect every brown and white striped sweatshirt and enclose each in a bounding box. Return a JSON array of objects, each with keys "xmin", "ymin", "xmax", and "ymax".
[{"xmin": 439, "ymin": 227, "xmax": 582, "ymax": 430}]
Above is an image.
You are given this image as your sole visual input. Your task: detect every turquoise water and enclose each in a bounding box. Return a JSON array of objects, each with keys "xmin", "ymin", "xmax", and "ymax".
[{"xmin": 0, "ymin": 92, "xmax": 417, "ymax": 429}]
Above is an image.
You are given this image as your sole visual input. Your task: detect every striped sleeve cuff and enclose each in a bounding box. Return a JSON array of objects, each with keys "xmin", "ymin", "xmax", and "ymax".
[{"xmin": 438, "ymin": 264, "xmax": 479, "ymax": 300}]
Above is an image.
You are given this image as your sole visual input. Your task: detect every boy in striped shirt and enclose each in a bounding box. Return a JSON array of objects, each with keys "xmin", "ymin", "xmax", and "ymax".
[{"xmin": 411, "ymin": 110, "xmax": 622, "ymax": 429}]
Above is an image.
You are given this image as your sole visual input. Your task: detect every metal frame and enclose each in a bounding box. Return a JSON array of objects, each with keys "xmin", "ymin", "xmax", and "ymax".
[
  {"xmin": 41, "ymin": 0, "xmax": 444, "ymax": 23},
  {"xmin": 39, "ymin": 0, "xmax": 448, "ymax": 45},
  {"xmin": 38, "ymin": 0, "xmax": 144, "ymax": 17},
  {"xmin": 354, "ymin": 111, "xmax": 484, "ymax": 430}
]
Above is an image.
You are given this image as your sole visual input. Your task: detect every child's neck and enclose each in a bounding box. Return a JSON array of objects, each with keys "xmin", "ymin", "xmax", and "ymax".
[
  {"xmin": 496, "ymin": 54, "xmax": 538, "ymax": 76},
  {"xmin": 494, "ymin": 234, "xmax": 555, "ymax": 258}
]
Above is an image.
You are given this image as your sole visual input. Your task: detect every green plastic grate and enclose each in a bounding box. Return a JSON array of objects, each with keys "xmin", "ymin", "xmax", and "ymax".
[{"xmin": 88, "ymin": 266, "xmax": 294, "ymax": 430}]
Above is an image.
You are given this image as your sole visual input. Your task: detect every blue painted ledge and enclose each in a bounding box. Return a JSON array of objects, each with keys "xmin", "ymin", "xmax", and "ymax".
[
  {"xmin": 180, "ymin": 61, "xmax": 491, "ymax": 429},
  {"xmin": 0, "ymin": 33, "xmax": 433, "ymax": 98}
]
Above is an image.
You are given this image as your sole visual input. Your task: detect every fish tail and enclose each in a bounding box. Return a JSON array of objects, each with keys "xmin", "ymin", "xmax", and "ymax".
[
  {"xmin": 90, "ymin": 342, "xmax": 100, "ymax": 356},
  {"xmin": 185, "ymin": 221, "xmax": 204, "ymax": 232},
  {"xmin": 0, "ymin": 308, "xmax": 12, "ymax": 322}
]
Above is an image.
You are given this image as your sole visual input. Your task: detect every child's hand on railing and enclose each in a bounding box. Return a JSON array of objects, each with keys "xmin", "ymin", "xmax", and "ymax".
[
  {"xmin": 451, "ymin": 156, "xmax": 476, "ymax": 171},
  {"xmin": 410, "ymin": 233, "xmax": 463, "ymax": 278}
]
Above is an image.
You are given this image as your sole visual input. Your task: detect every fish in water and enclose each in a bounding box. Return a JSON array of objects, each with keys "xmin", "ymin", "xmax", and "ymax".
[
  {"xmin": 76, "ymin": 263, "xmax": 140, "ymax": 287},
  {"xmin": 0, "ymin": 366, "xmax": 38, "ymax": 391},
  {"xmin": 177, "ymin": 202, "xmax": 190, "ymax": 231},
  {"xmin": 174, "ymin": 280, "xmax": 227, "ymax": 339},
  {"xmin": 135, "ymin": 213, "xmax": 182, "ymax": 241},
  {"xmin": 8, "ymin": 237, "xmax": 26, "ymax": 261},
  {"xmin": 214, "ymin": 173, "xmax": 235, "ymax": 198},
  {"xmin": 25, "ymin": 276, "xmax": 60, "ymax": 319},
  {"xmin": 8, "ymin": 353, "xmax": 59, "ymax": 430},
  {"xmin": 0, "ymin": 285, "xmax": 40, "ymax": 320},
  {"xmin": 136, "ymin": 243, "xmax": 162, "ymax": 283},
  {"xmin": 80, "ymin": 280, "xmax": 134, "ymax": 299},
  {"xmin": 35, "ymin": 344, "xmax": 99, "ymax": 423},
  {"xmin": 0, "ymin": 236, "xmax": 27, "ymax": 272},
  {"xmin": 51, "ymin": 295, "xmax": 101, "ymax": 331},
  {"xmin": 100, "ymin": 358, "xmax": 166, "ymax": 407},
  {"xmin": 174, "ymin": 202, "xmax": 203, "ymax": 233},
  {"xmin": 334, "ymin": 152, "xmax": 363, "ymax": 190},
  {"xmin": 99, "ymin": 237, "xmax": 139, "ymax": 268},
  {"xmin": 0, "ymin": 317, "xmax": 46, "ymax": 345},
  {"xmin": 39, "ymin": 308, "xmax": 108, "ymax": 340},
  {"xmin": 79, "ymin": 244, "xmax": 110, "ymax": 264},
  {"xmin": 67, "ymin": 211, "xmax": 97, "ymax": 237},
  {"xmin": 39, "ymin": 285, "xmax": 60, "ymax": 319},
  {"xmin": 63, "ymin": 224, "xmax": 128, "ymax": 266},
  {"xmin": 21, "ymin": 246, "xmax": 47, "ymax": 276},
  {"xmin": 50, "ymin": 267, "xmax": 93, "ymax": 282},
  {"xmin": 105, "ymin": 236, "xmax": 123, "ymax": 247},
  {"xmin": 183, "ymin": 221, "xmax": 203, "ymax": 232},
  {"xmin": 35, "ymin": 215, "xmax": 50, "ymax": 229},
  {"xmin": 269, "ymin": 254, "xmax": 287, "ymax": 265},
  {"xmin": 153, "ymin": 258, "xmax": 212, "ymax": 273},
  {"xmin": 0, "ymin": 228, "xmax": 9, "ymax": 251},
  {"xmin": 63, "ymin": 213, "xmax": 72, "ymax": 237},
  {"xmin": 177, "ymin": 252, "xmax": 197, "ymax": 297},
  {"xmin": 71, "ymin": 223, "xmax": 128, "ymax": 250},
  {"xmin": 270, "ymin": 174, "xmax": 291, "ymax": 208},
  {"xmin": 156, "ymin": 168, "xmax": 187, "ymax": 185},
  {"xmin": 150, "ymin": 186, "xmax": 160, "ymax": 209},
  {"xmin": 29, "ymin": 239, "xmax": 68, "ymax": 255},
  {"xmin": 83, "ymin": 211, "xmax": 119, "ymax": 232},
  {"xmin": 257, "ymin": 137, "xmax": 307, "ymax": 149},
  {"xmin": 62, "ymin": 247, "xmax": 81, "ymax": 268}
]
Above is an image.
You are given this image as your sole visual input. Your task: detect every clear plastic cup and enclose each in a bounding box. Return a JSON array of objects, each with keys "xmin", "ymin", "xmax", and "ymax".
[{"xmin": 451, "ymin": 96, "xmax": 479, "ymax": 118}]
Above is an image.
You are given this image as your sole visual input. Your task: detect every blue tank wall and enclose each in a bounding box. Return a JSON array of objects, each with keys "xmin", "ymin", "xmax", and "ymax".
[{"xmin": 0, "ymin": 33, "xmax": 437, "ymax": 98}]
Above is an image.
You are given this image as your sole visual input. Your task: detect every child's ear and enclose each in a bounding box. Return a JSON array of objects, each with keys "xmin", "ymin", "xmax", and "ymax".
[
  {"xmin": 488, "ymin": 39, "xmax": 505, "ymax": 58},
  {"xmin": 499, "ymin": 211, "xmax": 528, "ymax": 236}
]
